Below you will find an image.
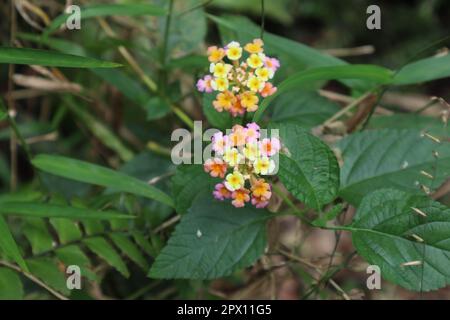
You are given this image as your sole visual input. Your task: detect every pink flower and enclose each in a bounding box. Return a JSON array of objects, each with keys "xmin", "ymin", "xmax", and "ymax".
[
  {"xmin": 260, "ymin": 138, "xmax": 281, "ymax": 157},
  {"xmin": 264, "ymin": 57, "xmax": 280, "ymax": 72},
  {"xmin": 196, "ymin": 75, "xmax": 213, "ymax": 93},
  {"xmin": 231, "ymin": 188, "xmax": 250, "ymax": 208},
  {"xmin": 251, "ymin": 195, "xmax": 269, "ymax": 208},
  {"xmin": 213, "ymin": 183, "xmax": 231, "ymax": 201},
  {"xmin": 260, "ymin": 82, "xmax": 277, "ymax": 98},
  {"xmin": 245, "ymin": 122, "xmax": 260, "ymax": 142},
  {"xmin": 212, "ymin": 132, "xmax": 230, "ymax": 155}
]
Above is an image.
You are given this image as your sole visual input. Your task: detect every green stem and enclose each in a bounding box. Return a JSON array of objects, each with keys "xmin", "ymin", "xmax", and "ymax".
[
  {"xmin": 0, "ymin": 97, "xmax": 33, "ymax": 161},
  {"xmin": 260, "ymin": 0, "xmax": 265, "ymax": 40}
]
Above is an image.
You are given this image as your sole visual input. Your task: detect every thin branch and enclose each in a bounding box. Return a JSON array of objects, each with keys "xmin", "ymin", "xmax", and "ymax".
[{"xmin": 0, "ymin": 260, "xmax": 69, "ymax": 300}]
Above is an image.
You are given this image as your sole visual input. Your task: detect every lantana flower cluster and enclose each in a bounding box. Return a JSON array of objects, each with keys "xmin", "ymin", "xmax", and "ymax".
[
  {"xmin": 196, "ymin": 39, "xmax": 280, "ymax": 117},
  {"xmin": 204, "ymin": 123, "xmax": 281, "ymax": 208}
]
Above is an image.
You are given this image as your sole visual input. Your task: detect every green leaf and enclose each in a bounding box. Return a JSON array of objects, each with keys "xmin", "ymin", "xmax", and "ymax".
[
  {"xmin": 149, "ymin": 193, "xmax": 269, "ymax": 279},
  {"xmin": 253, "ymin": 65, "xmax": 392, "ymax": 122},
  {"xmin": 337, "ymin": 129, "xmax": 450, "ymax": 205},
  {"xmin": 369, "ymin": 114, "xmax": 450, "ymax": 136},
  {"xmin": 64, "ymin": 97, "xmax": 134, "ymax": 162},
  {"xmin": 45, "ymin": 4, "xmax": 166, "ymax": 36},
  {"xmin": 83, "ymin": 237, "xmax": 129, "ymax": 277},
  {"xmin": 0, "ymin": 215, "xmax": 28, "ymax": 272},
  {"xmin": 211, "ymin": 0, "xmax": 293, "ymax": 24},
  {"xmin": 0, "ymin": 202, "xmax": 132, "ymax": 220},
  {"xmin": 50, "ymin": 219, "xmax": 82, "ymax": 244},
  {"xmin": 159, "ymin": 0, "xmax": 206, "ymax": 56},
  {"xmin": 270, "ymin": 90, "xmax": 340, "ymax": 129},
  {"xmin": 55, "ymin": 245, "xmax": 96, "ymax": 281},
  {"xmin": 393, "ymin": 54, "xmax": 450, "ymax": 85},
  {"xmin": 171, "ymin": 164, "xmax": 219, "ymax": 214},
  {"xmin": 276, "ymin": 123, "xmax": 340, "ymax": 210},
  {"xmin": 110, "ymin": 233, "xmax": 149, "ymax": 270},
  {"xmin": 312, "ymin": 204, "xmax": 344, "ymax": 227},
  {"xmin": 351, "ymin": 188, "xmax": 450, "ymax": 291},
  {"xmin": 27, "ymin": 257, "xmax": 70, "ymax": 296},
  {"xmin": 202, "ymin": 93, "xmax": 232, "ymax": 130},
  {"xmin": 0, "ymin": 268, "xmax": 23, "ymax": 299},
  {"xmin": 32, "ymin": 154, "xmax": 174, "ymax": 208},
  {"xmin": 0, "ymin": 47, "xmax": 121, "ymax": 68},
  {"xmin": 23, "ymin": 218, "xmax": 53, "ymax": 255}
]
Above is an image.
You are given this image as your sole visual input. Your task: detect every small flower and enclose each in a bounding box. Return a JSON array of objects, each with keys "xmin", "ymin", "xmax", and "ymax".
[
  {"xmin": 225, "ymin": 171, "xmax": 245, "ymax": 191},
  {"xmin": 213, "ymin": 91, "xmax": 235, "ymax": 111},
  {"xmin": 211, "ymin": 77, "xmax": 229, "ymax": 92},
  {"xmin": 254, "ymin": 156, "xmax": 275, "ymax": 175},
  {"xmin": 243, "ymin": 142, "xmax": 259, "ymax": 161},
  {"xmin": 245, "ymin": 122, "xmax": 260, "ymax": 142},
  {"xmin": 251, "ymin": 195, "xmax": 269, "ymax": 208},
  {"xmin": 196, "ymin": 75, "xmax": 213, "ymax": 93},
  {"xmin": 213, "ymin": 183, "xmax": 232, "ymax": 200},
  {"xmin": 223, "ymin": 148, "xmax": 243, "ymax": 167},
  {"xmin": 207, "ymin": 46, "xmax": 225, "ymax": 62},
  {"xmin": 231, "ymin": 188, "xmax": 250, "ymax": 207},
  {"xmin": 260, "ymin": 82, "xmax": 277, "ymax": 98},
  {"xmin": 247, "ymin": 76, "xmax": 265, "ymax": 92},
  {"xmin": 229, "ymin": 99, "xmax": 246, "ymax": 117},
  {"xmin": 228, "ymin": 125, "xmax": 247, "ymax": 147},
  {"xmin": 255, "ymin": 67, "xmax": 273, "ymax": 82},
  {"xmin": 264, "ymin": 57, "xmax": 280, "ymax": 72},
  {"xmin": 251, "ymin": 178, "xmax": 272, "ymax": 199},
  {"xmin": 204, "ymin": 158, "xmax": 228, "ymax": 178},
  {"xmin": 260, "ymin": 138, "xmax": 281, "ymax": 157},
  {"xmin": 239, "ymin": 91, "xmax": 259, "ymax": 112},
  {"xmin": 212, "ymin": 131, "xmax": 230, "ymax": 154},
  {"xmin": 198, "ymin": 40, "xmax": 280, "ymax": 117},
  {"xmin": 226, "ymin": 41, "xmax": 243, "ymax": 60},
  {"xmin": 244, "ymin": 39, "xmax": 264, "ymax": 54},
  {"xmin": 210, "ymin": 63, "xmax": 232, "ymax": 78},
  {"xmin": 247, "ymin": 53, "xmax": 265, "ymax": 69}
]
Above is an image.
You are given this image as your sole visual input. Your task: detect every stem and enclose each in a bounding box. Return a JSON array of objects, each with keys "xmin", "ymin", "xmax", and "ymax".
[
  {"xmin": 161, "ymin": 0, "xmax": 175, "ymax": 68},
  {"xmin": 323, "ymin": 88, "xmax": 376, "ymax": 127},
  {"xmin": 260, "ymin": 0, "xmax": 265, "ymax": 40},
  {"xmin": 9, "ymin": 0, "xmax": 17, "ymax": 190},
  {"xmin": 272, "ymin": 184, "xmax": 310, "ymax": 222},
  {"xmin": 0, "ymin": 260, "xmax": 68, "ymax": 300},
  {"xmin": 0, "ymin": 98, "xmax": 33, "ymax": 162}
]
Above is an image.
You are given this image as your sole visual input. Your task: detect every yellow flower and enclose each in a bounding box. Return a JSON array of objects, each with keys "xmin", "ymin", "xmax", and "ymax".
[
  {"xmin": 255, "ymin": 67, "xmax": 272, "ymax": 81},
  {"xmin": 247, "ymin": 76, "xmax": 265, "ymax": 92},
  {"xmin": 247, "ymin": 53, "xmax": 264, "ymax": 69},
  {"xmin": 224, "ymin": 171, "xmax": 245, "ymax": 191},
  {"xmin": 239, "ymin": 91, "xmax": 259, "ymax": 112},
  {"xmin": 226, "ymin": 41, "xmax": 242, "ymax": 61},
  {"xmin": 223, "ymin": 148, "xmax": 243, "ymax": 167},
  {"xmin": 243, "ymin": 142, "xmax": 259, "ymax": 161},
  {"xmin": 207, "ymin": 46, "xmax": 225, "ymax": 63},
  {"xmin": 211, "ymin": 77, "xmax": 229, "ymax": 92},
  {"xmin": 213, "ymin": 91, "xmax": 235, "ymax": 112},
  {"xmin": 251, "ymin": 178, "xmax": 272, "ymax": 199},
  {"xmin": 210, "ymin": 63, "xmax": 232, "ymax": 78},
  {"xmin": 253, "ymin": 157, "xmax": 275, "ymax": 175},
  {"xmin": 244, "ymin": 39, "xmax": 264, "ymax": 54}
]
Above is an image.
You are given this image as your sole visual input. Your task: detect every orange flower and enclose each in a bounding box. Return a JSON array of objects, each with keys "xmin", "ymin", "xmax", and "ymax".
[
  {"xmin": 213, "ymin": 91, "xmax": 236, "ymax": 112},
  {"xmin": 251, "ymin": 178, "xmax": 272, "ymax": 199},
  {"xmin": 207, "ymin": 46, "xmax": 225, "ymax": 62},
  {"xmin": 260, "ymin": 82, "xmax": 277, "ymax": 97},
  {"xmin": 231, "ymin": 188, "xmax": 250, "ymax": 208},
  {"xmin": 204, "ymin": 158, "xmax": 227, "ymax": 178}
]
